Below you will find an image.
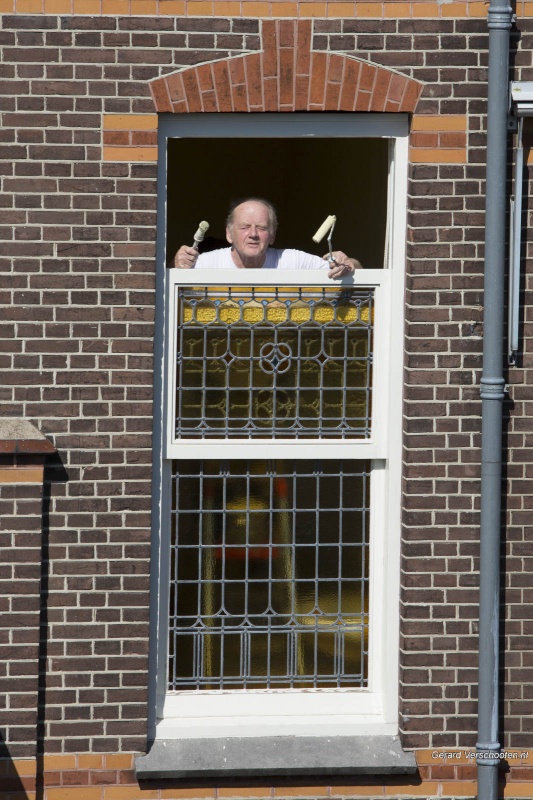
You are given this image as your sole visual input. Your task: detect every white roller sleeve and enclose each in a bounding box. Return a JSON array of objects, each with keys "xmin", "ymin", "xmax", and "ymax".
[
  {"xmin": 193, "ymin": 221, "xmax": 210, "ymax": 245},
  {"xmin": 312, "ymin": 215, "xmax": 336, "ymax": 243}
]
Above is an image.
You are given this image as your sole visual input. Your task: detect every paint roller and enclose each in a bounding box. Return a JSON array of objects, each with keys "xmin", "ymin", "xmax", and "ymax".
[
  {"xmin": 312, "ymin": 215, "xmax": 336, "ymax": 263},
  {"xmin": 192, "ymin": 220, "xmax": 210, "ymax": 250}
]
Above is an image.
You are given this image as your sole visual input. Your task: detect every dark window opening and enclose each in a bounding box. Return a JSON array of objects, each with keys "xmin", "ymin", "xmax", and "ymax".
[{"xmin": 166, "ymin": 137, "xmax": 389, "ymax": 270}]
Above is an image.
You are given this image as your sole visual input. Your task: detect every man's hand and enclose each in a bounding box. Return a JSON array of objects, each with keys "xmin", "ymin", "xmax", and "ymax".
[
  {"xmin": 172, "ymin": 245, "xmax": 199, "ymax": 269},
  {"xmin": 324, "ymin": 251, "xmax": 362, "ymax": 279}
]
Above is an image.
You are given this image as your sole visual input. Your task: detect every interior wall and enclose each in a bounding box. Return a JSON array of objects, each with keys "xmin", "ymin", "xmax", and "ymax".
[{"xmin": 166, "ymin": 137, "xmax": 389, "ymax": 269}]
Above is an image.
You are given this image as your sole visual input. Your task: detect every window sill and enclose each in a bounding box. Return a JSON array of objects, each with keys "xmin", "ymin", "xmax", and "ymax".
[{"xmin": 135, "ymin": 736, "xmax": 417, "ymax": 780}]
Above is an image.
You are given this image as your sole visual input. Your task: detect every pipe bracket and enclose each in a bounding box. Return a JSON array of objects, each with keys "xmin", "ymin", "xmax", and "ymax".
[
  {"xmin": 487, "ymin": 3, "xmax": 513, "ymax": 29},
  {"xmin": 476, "ymin": 741, "xmax": 501, "ymax": 766},
  {"xmin": 479, "ymin": 377, "xmax": 506, "ymax": 400}
]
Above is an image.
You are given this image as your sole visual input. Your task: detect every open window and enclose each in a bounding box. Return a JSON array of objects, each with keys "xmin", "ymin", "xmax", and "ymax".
[
  {"xmin": 165, "ymin": 136, "xmax": 389, "ymax": 270},
  {"xmin": 143, "ymin": 113, "xmax": 411, "ymax": 776}
]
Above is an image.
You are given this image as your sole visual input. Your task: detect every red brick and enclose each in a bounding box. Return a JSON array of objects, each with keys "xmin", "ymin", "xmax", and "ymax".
[
  {"xmin": 369, "ymin": 67, "xmax": 391, "ymax": 112},
  {"xmin": 262, "ymin": 19, "xmax": 278, "ymax": 79},
  {"xmin": 309, "ymin": 52, "xmax": 327, "ymax": 109},
  {"xmin": 245, "ymin": 53, "xmax": 264, "ymax": 110},
  {"xmin": 439, "ymin": 132, "xmax": 467, "ymax": 148},
  {"xmin": 165, "ymin": 72, "xmax": 187, "ymax": 107},
  {"xmin": 279, "ymin": 48, "xmax": 294, "ymax": 109},
  {"xmin": 400, "ymin": 79, "xmax": 424, "ymax": 113},
  {"xmin": 131, "ymin": 132, "xmax": 157, "ymax": 146},
  {"xmin": 262, "ymin": 76, "xmax": 278, "ymax": 113},
  {"xmin": 294, "ymin": 74, "xmax": 310, "ymax": 111},
  {"xmin": 149, "ymin": 77, "xmax": 172, "ymax": 113},
  {"xmin": 295, "ymin": 18, "xmax": 312, "ymax": 76},
  {"xmin": 385, "ymin": 72, "xmax": 407, "ymax": 111},
  {"xmin": 200, "ymin": 90, "xmax": 217, "ymax": 113},
  {"xmin": 339, "ymin": 57, "xmax": 361, "ymax": 111},
  {"xmin": 182, "ymin": 69, "xmax": 202, "ymax": 114},
  {"xmin": 212, "ymin": 61, "xmax": 232, "ymax": 113},
  {"xmin": 196, "ymin": 63, "xmax": 214, "ymax": 93},
  {"xmin": 229, "ymin": 57, "xmax": 248, "ymax": 112}
]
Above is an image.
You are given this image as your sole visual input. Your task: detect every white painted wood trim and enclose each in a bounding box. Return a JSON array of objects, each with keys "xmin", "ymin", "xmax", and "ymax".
[
  {"xmin": 166, "ymin": 441, "xmax": 386, "ymax": 459},
  {"xmin": 158, "ymin": 689, "xmax": 396, "ymax": 739},
  {"xmin": 167, "ymin": 269, "xmax": 387, "ymax": 287},
  {"xmin": 380, "ymin": 132, "xmax": 408, "ymax": 724},
  {"xmin": 165, "ymin": 270, "xmax": 387, "ymax": 456},
  {"xmin": 156, "ymin": 116, "xmax": 408, "ymax": 741}
]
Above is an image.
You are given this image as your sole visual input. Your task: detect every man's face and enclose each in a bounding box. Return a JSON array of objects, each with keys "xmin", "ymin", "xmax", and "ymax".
[{"xmin": 226, "ymin": 201, "xmax": 275, "ymax": 265}]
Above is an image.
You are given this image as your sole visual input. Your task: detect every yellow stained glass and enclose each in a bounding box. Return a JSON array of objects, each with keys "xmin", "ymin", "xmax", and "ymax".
[{"xmin": 176, "ymin": 286, "xmax": 374, "ymax": 439}]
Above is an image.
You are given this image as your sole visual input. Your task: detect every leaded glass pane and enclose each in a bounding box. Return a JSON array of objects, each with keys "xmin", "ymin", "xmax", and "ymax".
[
  {"xmin": 168, "ymin": 460, "xmax": 370, "ymax": 691},
  {"xmin": 175, "ymin": 287, "xmax": 373, "ymax": 439}
]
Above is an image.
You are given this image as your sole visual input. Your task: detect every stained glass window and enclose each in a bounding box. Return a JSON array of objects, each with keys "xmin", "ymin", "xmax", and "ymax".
[
  {"xmin": 175, "ymin": 286, "xmax": 374, "ymax": 439},
  {"xmin": 169, "ymin": 280, "xmax": 376, "ymax": 692},
  {"xmin": 169, "ymin": 460, "xmax": 369, "ymax": 690}
]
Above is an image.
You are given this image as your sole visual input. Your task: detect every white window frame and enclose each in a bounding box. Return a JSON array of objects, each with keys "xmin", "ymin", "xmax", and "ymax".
[
  {"xmin": 150, "ymin": 112, "xmax": 408, "ymax": 742},
  {"xmin": 165, "ymin": 269, "xmax": 389, "ymax": 461}
]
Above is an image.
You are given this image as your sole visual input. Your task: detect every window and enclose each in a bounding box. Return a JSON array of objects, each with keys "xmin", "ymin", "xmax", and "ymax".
[
  {"xmin": 149, "ymin": 113, "xmax": 408, "ymax": 742},
  {"xmin": 169, "ymin": 458, "xmax": 370, "ymax": 692},
  {"xmin": 172, "ymin": 284, "xmax": 374, "ymax": 441}
]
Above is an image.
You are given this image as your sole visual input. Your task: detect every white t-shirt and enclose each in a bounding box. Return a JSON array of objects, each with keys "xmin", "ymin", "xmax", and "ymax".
[{"xmin": 195, "ymin": 247, "xmax": 329, "ymax": 270}]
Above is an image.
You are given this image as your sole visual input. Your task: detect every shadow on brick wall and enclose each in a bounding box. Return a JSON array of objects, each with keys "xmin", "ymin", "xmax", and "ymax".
[
  {"xmin": 35, "ymin": 454, "xmax": 69, "ymax": 800},
  {"xmin": 0, "ymin": 730, "xmax": 31, "ymax": 796}
]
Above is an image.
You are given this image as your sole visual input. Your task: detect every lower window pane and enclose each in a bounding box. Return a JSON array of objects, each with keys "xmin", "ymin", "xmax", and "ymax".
[{"xmin": 169, "ymin": 460, "xmax": 370, "ymax": 690}]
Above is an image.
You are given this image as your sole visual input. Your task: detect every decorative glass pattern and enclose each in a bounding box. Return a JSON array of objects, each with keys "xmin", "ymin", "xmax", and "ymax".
[
  {"xmin": 168, "ymin": 460, "xmax": 370, "ymax": 691},
  {"xmin": 175, "ymin": 287, "xmax": 374, "ymax": 439}
]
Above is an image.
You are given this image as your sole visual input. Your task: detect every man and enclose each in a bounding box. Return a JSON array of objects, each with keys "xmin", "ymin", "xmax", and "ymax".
[{"xmin": 171, "ymin": 198, "xmax": 362, "ymax": 279}]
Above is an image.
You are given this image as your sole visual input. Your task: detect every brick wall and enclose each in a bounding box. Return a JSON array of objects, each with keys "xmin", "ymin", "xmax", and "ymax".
[
  {"xmin": 2, "ymin": 750, "xmax": 533, "ymax": 798},
  {"xmin": 0, "ymin": 12, "xmax": 168, "ymax": 758},
  {"xmin": 400, "ymin": 158, "xmax": 485, "ymax": 750},
  {"xmin": 400, "ymin": 51, "xmax": 488, "ymax": 748},
  {"xmin": 0, "ymin": 457, "xmax": 44, "ymax": 759},
  {"xmin": 1, "ymin": 4, "xmax": 533, "ymax": 798},
  {"xmin": 0, "ymin": 423, "xmax": 56, "ymax": 764}
]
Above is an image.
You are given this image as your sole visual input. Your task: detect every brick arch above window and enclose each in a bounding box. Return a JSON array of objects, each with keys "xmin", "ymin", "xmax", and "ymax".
[{"xmin": 149, "ymin": 20, "xmax": 423, "ymax": 115}]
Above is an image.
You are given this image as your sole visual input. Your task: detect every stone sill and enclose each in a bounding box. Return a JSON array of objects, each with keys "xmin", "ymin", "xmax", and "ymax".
[
  {"xmin": 0, "ymin": 419, "xmax": 56, "ymax": 454},
  {"xmin": 135, "ymin": 736, "xmax": 417, "ymax": 781}
]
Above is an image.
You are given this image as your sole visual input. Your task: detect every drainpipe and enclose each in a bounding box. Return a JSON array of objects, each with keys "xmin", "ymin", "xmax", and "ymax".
[{"xmin": 477, "ymin": 0, "xmax": 513, "ymax": 797}]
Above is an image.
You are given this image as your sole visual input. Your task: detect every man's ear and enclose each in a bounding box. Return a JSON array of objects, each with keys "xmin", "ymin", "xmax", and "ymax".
[
  {"xmin": 269, "ymin": 230, "xmax": 276, "ymax": 245},
  {"xmin": 226, "ymin": 226, "xmax": 234, "ymax": 244}
]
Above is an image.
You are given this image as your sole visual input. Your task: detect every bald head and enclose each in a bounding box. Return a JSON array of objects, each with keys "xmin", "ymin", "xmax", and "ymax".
[
  {"xmin": 225, "ymin": 199, "xmax": 277, "ymax": 269},
  {"xmin": 226, "ymin": 198, "xmax": 278, "ymax": 236}
]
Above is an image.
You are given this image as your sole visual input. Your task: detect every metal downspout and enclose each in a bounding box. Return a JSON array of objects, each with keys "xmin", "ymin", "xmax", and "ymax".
[{"xmin": 477, "ymin": 0, "xmax": 513, "ymax": 797}]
